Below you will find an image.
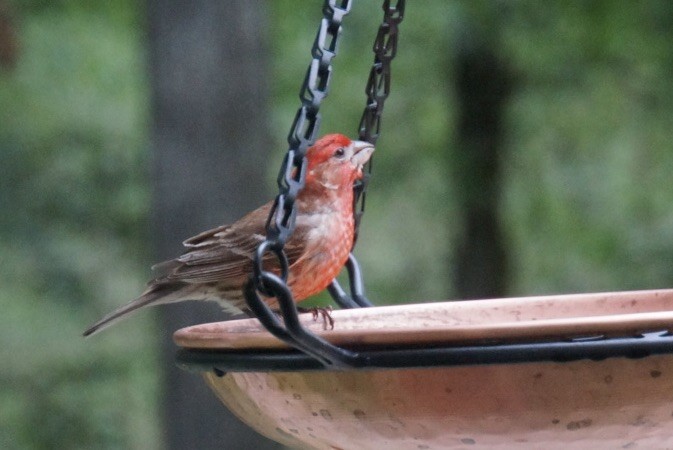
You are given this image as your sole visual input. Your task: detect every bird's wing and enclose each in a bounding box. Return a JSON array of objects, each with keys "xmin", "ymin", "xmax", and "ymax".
[{"xmin": 151, "ymin": 203, "xmax": 306, "ymax": 286}]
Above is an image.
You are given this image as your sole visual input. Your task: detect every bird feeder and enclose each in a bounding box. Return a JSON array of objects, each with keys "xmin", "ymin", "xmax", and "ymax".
[
  {"xmin": 174, "ymin": 1, "xmax": 673, "ymax": 448},
  {"xmin": 176, "ymin": 289, "xmax": 673, "ymax": 449}
]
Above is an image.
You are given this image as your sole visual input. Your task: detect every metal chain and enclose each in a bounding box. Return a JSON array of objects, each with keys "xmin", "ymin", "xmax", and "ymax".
[
  {"xmin": 328, "ymin": 0, "xmax": 405, "ymax": 310},
  {"xmin": 253, "ymin": 0, "xmax": 353, "ymax": 286},
  {"xmin": 353, "ymin": 0, "xmax": 405, "ymax": 239}
]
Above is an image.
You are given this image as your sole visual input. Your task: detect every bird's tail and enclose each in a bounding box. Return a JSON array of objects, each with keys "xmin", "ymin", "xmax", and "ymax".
[{"xmin": 83, "ymin": 284, "xmax": 182, "ymax": 337}]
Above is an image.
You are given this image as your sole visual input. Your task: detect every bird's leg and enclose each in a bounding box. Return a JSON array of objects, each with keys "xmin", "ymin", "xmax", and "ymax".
[{"xmin": 297, "ymin": 306, "xmax": 334, "ymax": 330}]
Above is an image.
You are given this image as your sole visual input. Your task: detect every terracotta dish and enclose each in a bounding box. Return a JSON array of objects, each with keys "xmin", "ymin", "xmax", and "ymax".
[{"xmin": 175, "ymin": 289, "xmax": 673, "ymax": 449}]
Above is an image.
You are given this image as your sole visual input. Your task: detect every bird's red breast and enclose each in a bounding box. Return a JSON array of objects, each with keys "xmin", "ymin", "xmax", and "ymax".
[{"xmin": 287, "ymin": 195, "xmax": 355, "ymax": 300}]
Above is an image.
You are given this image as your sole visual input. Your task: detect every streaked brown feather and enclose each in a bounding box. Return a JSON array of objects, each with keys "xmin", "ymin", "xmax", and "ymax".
[{"xmin": 151, "ymin": 202, "xmax": 307, "ymax": 286}]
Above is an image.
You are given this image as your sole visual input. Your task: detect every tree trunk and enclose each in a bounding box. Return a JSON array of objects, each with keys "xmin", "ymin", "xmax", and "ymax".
[
  {"xmin": 147, "ymin": 1, "xmax": 284, "ymax": 448},
  {"xmin": 0, "ymin": 0, "xmax": 18, "ymax": 69},
  {"xmin": 452, "ymin": 34, "xmax": 513, "ymax": 300}
]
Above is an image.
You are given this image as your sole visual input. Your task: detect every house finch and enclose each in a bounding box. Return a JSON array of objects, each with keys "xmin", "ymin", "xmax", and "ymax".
[{"xmin": 83, "ymin": 134, "xmax": 374, "ymax": 337}]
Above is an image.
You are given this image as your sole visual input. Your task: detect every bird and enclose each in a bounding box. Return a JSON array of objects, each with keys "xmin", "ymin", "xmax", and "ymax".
[{"xmin": 83, "ymin": 134, "xmax": 375, "ymax": 337}]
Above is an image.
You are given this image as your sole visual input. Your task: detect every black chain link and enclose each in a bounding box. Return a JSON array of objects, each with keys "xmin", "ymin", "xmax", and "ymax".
[
  {"xmin": 353, "ymin": 0, "xmax": 405, "ymax": 239},
  {"xmin": 266, "ymin": 0, "xmax": 353, "ymax": 252},
  {"xmin": 328, "ymin": 0, "xmax": 405, "ymax": 310}
]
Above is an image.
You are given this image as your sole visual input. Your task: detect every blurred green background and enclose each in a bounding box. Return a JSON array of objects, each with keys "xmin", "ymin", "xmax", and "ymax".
[{"xmin": 2, "ymin": 0, "xmax": 673, "ymax": 448}]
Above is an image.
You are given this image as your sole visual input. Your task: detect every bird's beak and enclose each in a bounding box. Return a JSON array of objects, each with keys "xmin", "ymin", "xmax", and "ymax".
[{"xmin": 349, "ymin": 140, "xmax": 375, "ymax": 169}]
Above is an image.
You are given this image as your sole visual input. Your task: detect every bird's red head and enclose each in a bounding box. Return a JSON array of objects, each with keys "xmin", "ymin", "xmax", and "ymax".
[{"xmin": 304, "ymin": 134, "xmax": 375, "ymax": 192}]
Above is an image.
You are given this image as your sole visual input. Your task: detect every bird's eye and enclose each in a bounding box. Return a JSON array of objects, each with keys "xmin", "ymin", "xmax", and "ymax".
[{"xmin": 333, "ymin": 147, "xmax": 346, "ymax": 158}]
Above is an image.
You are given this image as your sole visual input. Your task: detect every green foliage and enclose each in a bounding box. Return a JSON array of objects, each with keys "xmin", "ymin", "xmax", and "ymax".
[
  {"xmin": 3, "ymin": 0, "xmax": 673, "ymax": 448},
  {"xmin": 499, "ymin": 0, "xmax": 673, "ymax": 293},
  {"xmin": 0, "ymin": 2, "xmax": 158, "ymax": 449}
]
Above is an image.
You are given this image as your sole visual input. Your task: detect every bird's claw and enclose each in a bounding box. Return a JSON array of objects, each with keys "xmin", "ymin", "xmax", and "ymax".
[{"xmin": 298, "ymin": 306, "xmax": 334, "ymax": 330}]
